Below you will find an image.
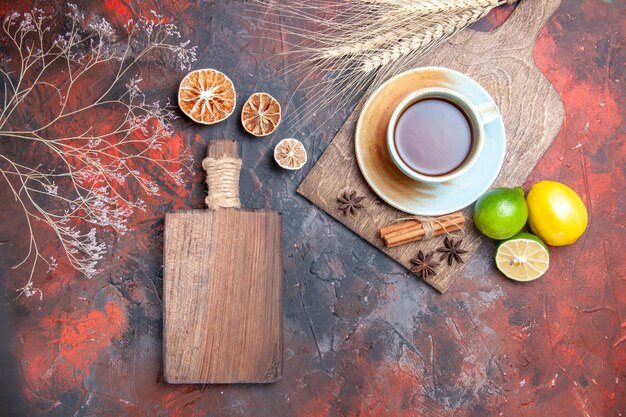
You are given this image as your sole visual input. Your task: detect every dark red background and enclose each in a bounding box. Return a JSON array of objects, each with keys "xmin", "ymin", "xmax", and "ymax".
[{"xmin": 0, "ymin": 1, "xmax": 624, "ymax": 416}]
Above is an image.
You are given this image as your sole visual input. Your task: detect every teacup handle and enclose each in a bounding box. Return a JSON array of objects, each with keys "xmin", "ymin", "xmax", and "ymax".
[{"xmin": 475, "ymin": 101, "xmax": 500, "ymax": 125}]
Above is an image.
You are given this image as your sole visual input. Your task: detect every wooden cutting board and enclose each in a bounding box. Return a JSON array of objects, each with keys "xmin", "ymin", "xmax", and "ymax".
[
  {"xmin": 298, "ymin": 0, "xmax": 564, "ymax": 292},
  {"xmin": 163, "ymin": 140, "xmax": 283, "ymax": 384}
]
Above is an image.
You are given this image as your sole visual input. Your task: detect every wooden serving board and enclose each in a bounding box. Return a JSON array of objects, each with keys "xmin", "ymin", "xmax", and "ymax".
[
  {"xmin": 298, "ymin": 0, "xmax": 564, "ymax": 292},
  {"xmin": 163, "ymin": 140, "xmax": 283, "ymax": 384}
]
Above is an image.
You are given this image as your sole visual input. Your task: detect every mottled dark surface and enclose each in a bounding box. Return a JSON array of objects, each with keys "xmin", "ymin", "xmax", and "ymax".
[{"xmin": 0, "ymin": 1, "xmax": 624, "ymax": 416}]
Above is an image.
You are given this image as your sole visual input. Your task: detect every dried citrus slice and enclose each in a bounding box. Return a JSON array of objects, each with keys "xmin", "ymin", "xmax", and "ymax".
[
  {"xmin": 241, "ymin": 92, "xmax": 281, "ymax": 136},
  {"xmin": 274, "ymin": 138, "xmax": 307, "ymax": 170},
  {"xmin": 178, "ymin": 69, "xmax": 236, "ymax": 124}
]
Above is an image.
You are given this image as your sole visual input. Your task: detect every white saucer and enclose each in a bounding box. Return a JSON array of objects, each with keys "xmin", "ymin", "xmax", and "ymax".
[{"xmin": 355, "ymin": 67, "xmax": 506, "ymax": 216}]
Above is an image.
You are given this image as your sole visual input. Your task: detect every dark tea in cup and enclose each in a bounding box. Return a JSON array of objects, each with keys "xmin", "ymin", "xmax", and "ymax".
[
  {"xmin": 387, "ymin": 87, "xmax": 499, "ymax": 183},
  {"xmin": 394, "ymin": 98, "xmax": 472, "ymax": 176}
]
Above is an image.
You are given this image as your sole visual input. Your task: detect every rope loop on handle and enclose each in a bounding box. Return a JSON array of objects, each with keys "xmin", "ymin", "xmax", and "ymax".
[{"xmin": 202, "ymin": 157, "xmax": 242, "ymax": 209}]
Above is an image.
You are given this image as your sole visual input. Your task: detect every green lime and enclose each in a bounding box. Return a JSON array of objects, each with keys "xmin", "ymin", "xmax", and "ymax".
[
  {"xmin": 473, "ymin": 186, "xmax": 528, "ymax": 240},
  {"xmin": 495, "ymin": 232, "xmax": 550, "ymax": 281}
]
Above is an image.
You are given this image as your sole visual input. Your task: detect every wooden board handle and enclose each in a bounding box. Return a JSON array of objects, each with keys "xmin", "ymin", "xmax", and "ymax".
[
  {"xmin": 203, "ymin": 139, "xmax": 242, "ymax": 209},
  {"xmin": 493, "ymin": 0, "xmax": 561, "ymax": 46}
]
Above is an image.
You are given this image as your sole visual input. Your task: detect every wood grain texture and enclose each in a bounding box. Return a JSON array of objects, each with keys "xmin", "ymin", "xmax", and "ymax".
[
  {"xmin": 163, "ymin": 209, "xmax": 283, "ymax": 383},
  {"xmin": 298, "ymin": 0, "xmax": 565, "ymax": 293},
  {"xmin": 163, "ymin": 139, "xmax": 283, "ymax": 384},
  {"xmin": 207, "ymin": 138, "xmax": 238, "ymax": 159}
]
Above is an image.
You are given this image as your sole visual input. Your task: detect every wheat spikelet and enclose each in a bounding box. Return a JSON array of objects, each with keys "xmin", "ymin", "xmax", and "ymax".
[
  {"xmin": 247, "ymin": 0, "xmax": 515, "ymax": 123},
  {"xmin": 361, "ymin": 6, "xmax": 491, "ymax": 72}
]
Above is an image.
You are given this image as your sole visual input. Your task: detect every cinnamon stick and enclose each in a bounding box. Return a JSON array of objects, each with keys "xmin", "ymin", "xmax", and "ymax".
[
  {"xmin": 379, "ymin": 211, "xmax": 465, "ymax": 248},
  {"xmin": 382, "ymin": 212, "xmax": 463, "ymax": 238},
  {"xmin": 379, "ymin": 219, "xmax": 420, "ymax": 237},
  {"xmin": 384, "ymin": 218, "xmax": 465, "ymax": 247}
]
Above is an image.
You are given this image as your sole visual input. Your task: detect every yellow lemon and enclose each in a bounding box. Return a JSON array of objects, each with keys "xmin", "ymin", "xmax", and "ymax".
[{"xmin": 526, "ymin": 181, "xmax": 588, "ymax": 246}]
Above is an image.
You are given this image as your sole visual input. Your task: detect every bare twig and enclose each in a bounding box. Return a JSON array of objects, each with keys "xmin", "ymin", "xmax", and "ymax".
[{"xmin": 0, "ymin": 5, "xmax": 197, "ymax": 299}]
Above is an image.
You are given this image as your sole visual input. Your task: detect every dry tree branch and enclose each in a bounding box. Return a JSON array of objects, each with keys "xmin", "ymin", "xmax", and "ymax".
[{"xmin": 0, "ymin": 5, "xmax": 197, "ymax": 299}]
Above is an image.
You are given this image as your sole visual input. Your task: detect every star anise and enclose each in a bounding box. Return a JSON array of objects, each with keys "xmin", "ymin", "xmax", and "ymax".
[
  {"xmin": 437, "ymin": 237, "xmax": 468, "ymax": 266},
  {"xmin": 409, "ymin": 250, "xmax": 440, "ymax": 279},
  {"xmin": 337, "ymin": 190, "xmax": 365, "ymax": 216}
]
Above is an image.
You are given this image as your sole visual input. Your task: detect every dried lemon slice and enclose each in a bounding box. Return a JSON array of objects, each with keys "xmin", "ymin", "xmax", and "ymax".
[
  {"xmin": 178, "ymin": 68, "xmax": 236, "ymax": 124},
  {"xmin": 274, "ymin": 138, "xmax": 307, "ymax": 170},
  {"xmin": 241, "ymin": 92, "xmax": 281, "ymax": 136}
]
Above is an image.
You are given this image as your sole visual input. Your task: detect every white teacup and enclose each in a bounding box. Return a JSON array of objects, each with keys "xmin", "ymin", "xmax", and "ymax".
[{"xmin": 387, "ymin": 87, "xmax": 500, "ymax": 183}]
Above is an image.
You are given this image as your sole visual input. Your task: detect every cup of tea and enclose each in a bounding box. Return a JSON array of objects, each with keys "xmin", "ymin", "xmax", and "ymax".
[{"xmin": 387, "ymin": 87, "xmax": 500, "ymax": 183}]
